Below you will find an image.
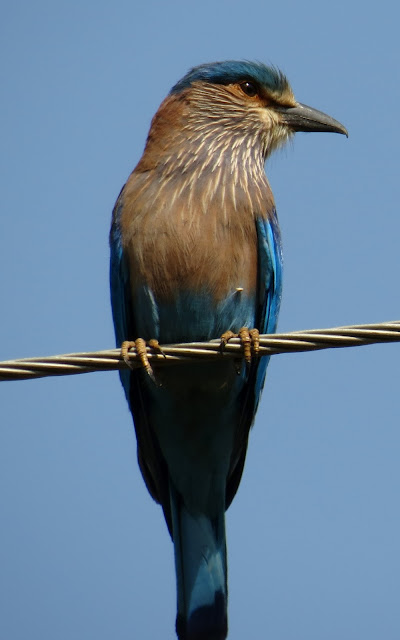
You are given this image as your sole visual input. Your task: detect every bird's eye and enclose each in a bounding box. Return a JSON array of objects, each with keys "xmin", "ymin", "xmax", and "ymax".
[{"xmin": 240, "ymin": 81, "xmax": 258, "ymax": 97}]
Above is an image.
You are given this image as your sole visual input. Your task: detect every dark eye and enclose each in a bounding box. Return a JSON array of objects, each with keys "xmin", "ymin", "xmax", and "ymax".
[{"xmin": 240, "ymin": 81, "xmax": 258, "ymax": 97}]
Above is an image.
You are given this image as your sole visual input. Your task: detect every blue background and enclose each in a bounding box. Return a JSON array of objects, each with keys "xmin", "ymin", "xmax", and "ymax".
[{"xmin": 1, "ymin": 1, "xmax": 399, "ymax": 638}]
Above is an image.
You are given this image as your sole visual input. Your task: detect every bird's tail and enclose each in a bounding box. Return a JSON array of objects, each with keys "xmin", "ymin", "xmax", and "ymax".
[{"xmin": 170, "ymin": 485, "xmax": 228, "ymax": 640}]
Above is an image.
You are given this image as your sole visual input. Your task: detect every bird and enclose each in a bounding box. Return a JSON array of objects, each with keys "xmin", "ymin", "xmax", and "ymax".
[{"xmin": 109, "ymin": 60, "xmax": 347, "ymax": 640}]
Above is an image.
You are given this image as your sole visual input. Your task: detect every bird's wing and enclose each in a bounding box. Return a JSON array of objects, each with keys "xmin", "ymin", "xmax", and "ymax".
[
  {"xmin": 225, "ymin": 210, "xmax": 282, "ymax": 508},
  {"xmin": 254, "ymin": 209, "xmax": 283, "ymax": 395},
  {"xmin": 110, "ymin": 193, "xmax": 172, "ymax": 523},
  {"xmin": 110, "ymin": 197, "xmax": 130, "ymax": 350}
]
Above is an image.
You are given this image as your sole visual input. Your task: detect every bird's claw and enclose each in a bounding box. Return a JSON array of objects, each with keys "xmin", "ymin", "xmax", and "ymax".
[
  {"xmin": 220, "ymin": 330, "xmax": 237, "ymax": 353},
  {"xmin": 248, "ymin": 328, "xmax": 260, "ymax": 358},
  {"xmin": 121, "ymin": 338, "xmax": 162, "ymax": 382},
  {"xmin": 220, "ymin": 327, "xmax": 260, "ymax": 364},
  {"xmin": 147, "ymin": 339, "xmax": 166, "ymax": 359}
]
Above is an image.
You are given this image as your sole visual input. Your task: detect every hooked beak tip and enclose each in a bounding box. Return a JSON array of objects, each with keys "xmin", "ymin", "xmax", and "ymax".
[{"xmin": 279, "ymin": 102, "xmax": 348, "ymax": 137}]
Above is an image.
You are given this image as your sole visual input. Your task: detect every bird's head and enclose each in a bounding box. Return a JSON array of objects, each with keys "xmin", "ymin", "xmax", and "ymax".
[
  {"xmin": 167, "ymin": 60, "xmax": 347, "ymax": 159},
  {"xmin": 137, "ymin": 60, "xmax": 347, "ymax": 182}
]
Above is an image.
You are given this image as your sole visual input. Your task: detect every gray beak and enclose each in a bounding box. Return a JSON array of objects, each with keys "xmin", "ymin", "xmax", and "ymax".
[{"xmin": 278, "ymin": 102, "xmax": 348, "ymax": 136}]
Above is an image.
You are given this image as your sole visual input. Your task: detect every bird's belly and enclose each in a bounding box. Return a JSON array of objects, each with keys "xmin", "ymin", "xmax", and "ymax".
[
  {"xmin": 133, "ymin": 285, "xmax": 258, "ymax": 344},
  {"xmin": 126, "ymin": 201, "xmax": 259, "ymax": 343}
]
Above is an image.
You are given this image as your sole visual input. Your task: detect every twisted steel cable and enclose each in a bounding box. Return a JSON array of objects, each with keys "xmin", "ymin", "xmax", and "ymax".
[{"xmin": 1, "ymin": 321, "xmax": 399, "ymax": 382}]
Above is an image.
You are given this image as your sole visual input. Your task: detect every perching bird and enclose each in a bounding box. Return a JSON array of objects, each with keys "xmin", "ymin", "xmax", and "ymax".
[{"xmin": 110, "ymin": 60, "xmax": 347, "ymax": 640}]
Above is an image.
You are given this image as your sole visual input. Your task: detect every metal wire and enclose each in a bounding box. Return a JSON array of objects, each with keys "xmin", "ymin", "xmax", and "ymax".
[{"xmin": 1, "ymin": 320, "xmax": 399, "ymax": 382}]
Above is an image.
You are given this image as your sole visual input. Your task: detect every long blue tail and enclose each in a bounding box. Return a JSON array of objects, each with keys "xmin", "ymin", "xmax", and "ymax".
[{"xmin": 170, "ymin": 486, "xmax": 228, "ymax": 640}]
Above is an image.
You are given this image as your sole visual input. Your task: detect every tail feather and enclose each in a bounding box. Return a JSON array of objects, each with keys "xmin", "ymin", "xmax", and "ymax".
[{"xmin": 170, "ymin": 486, "xmax": 228, "ymax": 640}]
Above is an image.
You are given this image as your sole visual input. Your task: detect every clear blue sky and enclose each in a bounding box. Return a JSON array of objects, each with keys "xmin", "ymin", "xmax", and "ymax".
[{"xmin": 1, "ymin": 1, "xmax": 399, "ymax": 639}]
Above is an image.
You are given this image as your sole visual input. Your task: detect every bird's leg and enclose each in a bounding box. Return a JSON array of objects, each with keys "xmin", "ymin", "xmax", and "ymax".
[
  {"xmin": 220, "ymin": 327, "xmax": 260, "ymax": 364},
  {"xmin": 121, "ymin": 338, "xmax": 165, "ymax": 382}
]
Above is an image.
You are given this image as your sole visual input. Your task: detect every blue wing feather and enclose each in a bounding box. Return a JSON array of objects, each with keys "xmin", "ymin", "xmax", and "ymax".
[
  {"xmin": 224, "ymin": 209, "xmax": 282, "ymax": 505},
  {"xmin": 110, "ymin": 195, "xmax": 132, "ymax": 400},
  {"xmin": 253, "ymin": 209, "xmax": 283, "ymax": 405}
]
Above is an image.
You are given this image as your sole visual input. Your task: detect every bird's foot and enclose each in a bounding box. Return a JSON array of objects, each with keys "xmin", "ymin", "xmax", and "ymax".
[
  {"xmin": 121, "ymin": 338, "xmax": 165, "ymax": 382},
  {"xmin": 220, "ymin": 327, "xmax": 260, "ymax": 364}
]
